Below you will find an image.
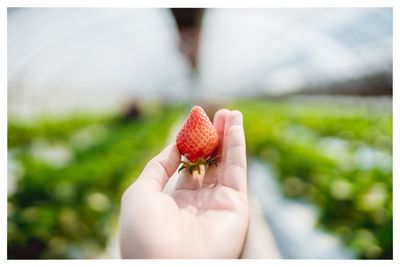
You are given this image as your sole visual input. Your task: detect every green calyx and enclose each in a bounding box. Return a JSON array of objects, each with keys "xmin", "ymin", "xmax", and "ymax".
[{"xmin": 178, "ymin": 155, "xmax": 221, "ymax": 174}]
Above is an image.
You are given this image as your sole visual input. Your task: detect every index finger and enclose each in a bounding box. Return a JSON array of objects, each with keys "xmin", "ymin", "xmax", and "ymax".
[
  {"xmin": 212, "ymin": 108, "xmax": 229, "ymax": 156},
  {"xmin": 223, "ymin": 111, "xmax": 247, "ymax": 194}
]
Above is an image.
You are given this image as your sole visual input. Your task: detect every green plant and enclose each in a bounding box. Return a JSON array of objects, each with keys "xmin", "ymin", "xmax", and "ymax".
[
  {"xmin": 231, "ymin": 98, "xmax": 392, "ymax": 259},
  {"xmin": 8, "ymin": 104, "xmax": 184, "ymax": 258}
]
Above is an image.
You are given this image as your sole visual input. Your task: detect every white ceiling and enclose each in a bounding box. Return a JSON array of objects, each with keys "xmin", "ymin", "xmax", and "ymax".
[{"xmin": 8, "ymin": 8, "xmax": 392, "ymax": 117}]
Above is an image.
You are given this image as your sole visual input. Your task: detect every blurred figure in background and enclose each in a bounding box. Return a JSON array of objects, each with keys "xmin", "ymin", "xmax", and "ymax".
[{"xmin": 8, "ymin": 8, "xmax": 392, "ymax": 115}]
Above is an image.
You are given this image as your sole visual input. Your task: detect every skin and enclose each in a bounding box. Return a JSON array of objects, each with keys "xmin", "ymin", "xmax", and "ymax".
[{"xmin": 119, "ymin": 109, "xmax": 249, "ymax": 258}]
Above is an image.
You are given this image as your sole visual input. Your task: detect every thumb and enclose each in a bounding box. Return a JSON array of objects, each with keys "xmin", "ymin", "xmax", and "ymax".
[{"xmin": 135, "ymin": 144, "xmax": 181, "ymax": 192}]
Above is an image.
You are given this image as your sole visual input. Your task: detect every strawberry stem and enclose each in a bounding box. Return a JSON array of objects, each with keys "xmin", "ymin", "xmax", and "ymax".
[
  {"xmin": 178, "ymin": 155, "xmax": 221, "ymax": 174},
  {"xmin": 192, "ymin": 164, "xmax": 206, "ymax": 188}
]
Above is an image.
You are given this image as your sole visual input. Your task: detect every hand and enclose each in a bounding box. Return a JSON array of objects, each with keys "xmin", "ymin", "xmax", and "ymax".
[{"xmin": 119, "ymin": 109, "xmax": 249, "ymax": 258}]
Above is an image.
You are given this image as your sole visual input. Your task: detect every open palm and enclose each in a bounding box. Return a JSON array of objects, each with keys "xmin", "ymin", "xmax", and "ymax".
[{"xmin": 119, "ymin": 109, "xmax": 249, "ymax": 258}]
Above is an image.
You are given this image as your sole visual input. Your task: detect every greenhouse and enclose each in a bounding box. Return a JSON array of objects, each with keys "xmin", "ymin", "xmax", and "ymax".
[{"xmin": 7, "ymin": 8, "xmax": 392, "ymax": 259}]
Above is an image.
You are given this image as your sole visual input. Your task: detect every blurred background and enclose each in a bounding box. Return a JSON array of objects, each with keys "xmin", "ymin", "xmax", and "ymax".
[{"xmin": 7, "ymin": 8, "xmax": 392, "ymax": 259}]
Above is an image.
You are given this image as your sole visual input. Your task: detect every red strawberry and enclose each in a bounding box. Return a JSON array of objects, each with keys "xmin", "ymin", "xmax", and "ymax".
[{"xmin": 176, "ymin": 106, "xmax": 220, "ymax": 174}]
